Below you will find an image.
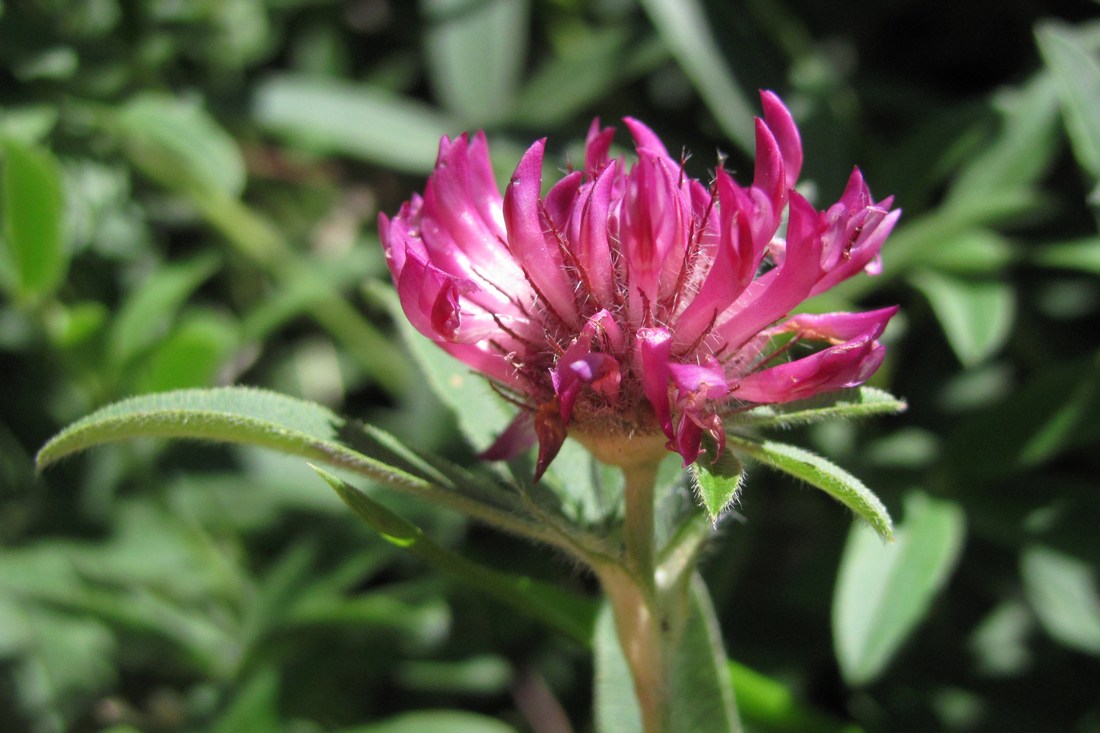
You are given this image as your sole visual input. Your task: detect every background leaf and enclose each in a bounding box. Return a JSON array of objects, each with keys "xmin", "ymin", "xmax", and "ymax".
[
  {"xmin": 253, "ymin": 75, "xmax": 456, "ymax": 174},
  {"xmin": 1020, "ymin": 544, "xmax": 1100, "ymax": 656},
  {"xmin": 421, "ymin": 0, "xmax": 529, "ymax": 125},
  {"xmin": 833, "ymin": 492, "xmax": 966, "ymax": 686},
  {"xmin": 1, "ymin": 138, "xmax": 66, "ymax": 299},
  {"xmin": 910, "ymin": 269, "xmax": 1016, "ymax": 366}
]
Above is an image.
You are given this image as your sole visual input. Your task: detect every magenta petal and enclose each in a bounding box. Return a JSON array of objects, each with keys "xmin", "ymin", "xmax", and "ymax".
[
  {"xmin": 777, "ymin": 306, "xmax": 897, "ymax": 342},
  {"xmin": 638, "ymin": 327, "xmax": 674, "ymax": 438},
  {"xmin": 503, "ymin": 139, "xmax": 580, "ymax": 325},
  {"xmin": 672, "ymin": 169, "xmax": 759, "ymax": 350},
  {"xmin": 715, "ymin": 191, "xmax": 823, "ymax": 349},
  {"xmin": 585, "ymin": 119, "xmax": 616, "ymax": 175},
  {"xmin": 576, "ymin": 161, "xmax": 618, "ymax": 305},
  {"xmin": 751, "ymin": 117, "xmax": 786, "ymax": 211},
  {"xmin": 760, "ymin": 90, "xmax": 803, "ymax": 187},
  {"xmin": 734, "ymin": 339, "xmax": 885, "ymax": 403},
  {"xmin": 734, "ymin": 308, "xmax": 895, "ymax": 404},
  {"xmin": 668, "ymin": 360, "xmax": 730, "ymax": 402},
  {"xmin": 624, "ymin": 117, "xmax": 672, "ymax": 158}
]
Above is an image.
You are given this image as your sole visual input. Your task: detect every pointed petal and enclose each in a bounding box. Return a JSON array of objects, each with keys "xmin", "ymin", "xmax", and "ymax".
[
  {"xmin": 760, "ymin": 90, "xmax": 803, "ymax": 186},
  {"xmin": 638, "ymin": 327, "xmax": 674, "ymax": 438},
  {"xmin": 503, "ymin": 139, "xmax": 580, "ymax": 325},
  {"xmin": 585, "ymin": 118, "xmax": 616, "ymax": 176},
  {"xmin": 624, "ymin": 117, "xmax": 672, "ymax": 158},
  {"xmin": 714, "ymin": 191, "xmax": 823, "ymax": 349}
]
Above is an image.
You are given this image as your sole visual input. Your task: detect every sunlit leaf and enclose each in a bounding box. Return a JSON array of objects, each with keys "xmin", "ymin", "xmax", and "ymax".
[
  {"xmin": 1033, "ymin": 235, "xmax": 1100, "ymax": 274},
  {"xmin": 727, "ymin": 435, "xmax": 894, "ymax": 541},
  {"xmin": 1021, "ymin": 544, "xmax": 1100, "ymax": 656},
  {"xmin": 253, "ymin": 74, "xmax": 457, "ymax": 174},
  {"xmin": 107, "ymin": 253, "xmax": 221, "ymax": 369},
  {"xmin": 910, "ymin": 269, "xmax": 1015, "ymax": 367},
  {"xmin": 511, "ymin": 28, "xmax": 667, "ymax": 126},
  {"xmin": 729, "ymin": 660, "xmax": 863, "ymax": 733},
  {"xmin": 833, "ymin": 492, "xmax": 966, "ymax": 686},
  {"xmin": 1, "ymin": 137, "xmax": 66, "ymax": 299},
  {"xmin": 421, "ymin": 0, "xmax": 529, "ymax": 125},
  {"xmin": 1037, "ymin": 22, "xmax": 1100, "ymax": 181},
  {"xmin": 135, "ymin": 309, "xmax": 239, "ymax": 392},
  {"xmin": 947, "ymin": 72, "xmax": 1061, "ymax": 201},
  {"xmin": 338, "ymin": 710, "xmax": 518, "ymax": 733},
  {"xmin": 116, "ymin": 94, "xmax": 246, "ymax": 196}
]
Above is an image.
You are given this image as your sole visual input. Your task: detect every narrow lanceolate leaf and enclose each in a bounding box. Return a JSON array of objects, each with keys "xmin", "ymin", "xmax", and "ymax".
[
  {"xmin": 2, "ymin": 138, "xmax": 67, "ymax": 299},
  {"xmin": 311, "ymin": 467, "xmax": 597, "ymax": 644},
  {"xmin": 833, "ymin": 492, "xmax": 966, "ymax": 686},
  {"xmin": 691, "ymin": 444, "xmax": 744, "ymax": 522},
  {"xmin": 742, "ymin": 387, "xmax": 907, "ymax": 430},
  {"xmin": 727, "ymin": 435, "xmax": 894, "ymax": 542},
  {"xmin": 35, "ymin": 387, "xmax": 402, "ymax": 480},
  {"xmin": 36, "ymin": 388, "xmax": 586, "ymax": 559}
]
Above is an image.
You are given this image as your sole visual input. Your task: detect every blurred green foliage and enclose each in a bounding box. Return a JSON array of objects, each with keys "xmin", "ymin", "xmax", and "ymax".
[{"xmin": 3, "ymin": 0, "xmax": 1100, "ymax": 731}]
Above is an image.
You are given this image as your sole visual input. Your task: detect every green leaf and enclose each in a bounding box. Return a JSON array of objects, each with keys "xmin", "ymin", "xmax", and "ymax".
[
  {"xmin": 36, "ymin": 387, "xmax": 588, "ymax": 561},
  {"xmin": 338, "ymin": 711, "xmax": 518, "ymax": 733},
  {"xmin": 1037, "ymin": 22, "xmax": 1100, "ymax": 181},
  {"xmin": 727, "ymin": 435, "xmax": 894, "ymax": 542},
  {"xmin": 116, "ymin": 94, "xmax": 246, "ymax": 196},
  {"xmin": 594, "ymin": 577, "xmax": 740, "ymax": 733},
  {"xmin": 691, "ymin": 442, "xmax": 744, "ymax": 522},
  {"xmin": 107, "ymin": 253, "xmax": 222, "ymax": 369},
  {"xmin": 253, "ymin": 74, "xmax": 457, "ymax": 174},
  {"xmin": 1032, "ymin": 235, "xmax": 1100, "ymax": 274},
  {"xmin": 1, "ymin": 137, "xmax": 67, "ymax": 299},
  {"xmin": 947, "ymin": 72, "xmax": 1061, "ymax": 202},
  {"xmin": 833, "ymin": 492, "xmax": 966, "ymax": 686},
  {"xmin": 1020, "ymin": 544, "xmax": 1100, "ymax": 656},
  {"xmin": 920, "ymin": 229, "xmax": 1015, "ymax": 274},
  {"xmin": 909, "ymin": 269, "xmax": 1015, "ymax": 367},
  {"xmin": 311, "ymin": 466, "xmax": 597, "ymax": 644},
  {"xmin": 36, "ymin": 387, "xmax": 445, "ymax": 494},
  {"xmin": 135, "ymin": 309, "xmax": 239, "ymax": 392},
  {"xmin": 421, "ymin": 0, "xmax": 529, "ymax": 125},
  {"xmin": 510, "ymin": 28, "xmax": 667, "ymax": 127},
  {"xmin": 742, "ymin": 387, "xmax": 907, "ymax": 430},
  {"xmin": 638, "ymin": 0, "xmax": 756, "ymax": 155},
  {"xmin": 729, "ymin": 660, "xmax": 863, "ymax": 733}
]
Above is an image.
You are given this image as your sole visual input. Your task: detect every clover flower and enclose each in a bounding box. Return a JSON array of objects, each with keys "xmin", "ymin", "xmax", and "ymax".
[{"xmin": 380, "ymin": 92, "xmax": 899, "ymax": 479}]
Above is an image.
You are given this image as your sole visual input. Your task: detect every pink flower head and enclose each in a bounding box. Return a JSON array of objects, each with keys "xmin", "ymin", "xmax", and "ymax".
[{"xmin": 380, "ymin": 92, "xmax": 899, "ymax": 479}]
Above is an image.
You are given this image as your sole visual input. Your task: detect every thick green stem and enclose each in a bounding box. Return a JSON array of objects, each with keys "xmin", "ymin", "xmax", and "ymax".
[
  {"xmin": 623, "ymin": 461, "xmax": 659, "ymax": 587},
  {"xmin": 598, "ymin": 459, "xmax": 669, "ymax": 733}
]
